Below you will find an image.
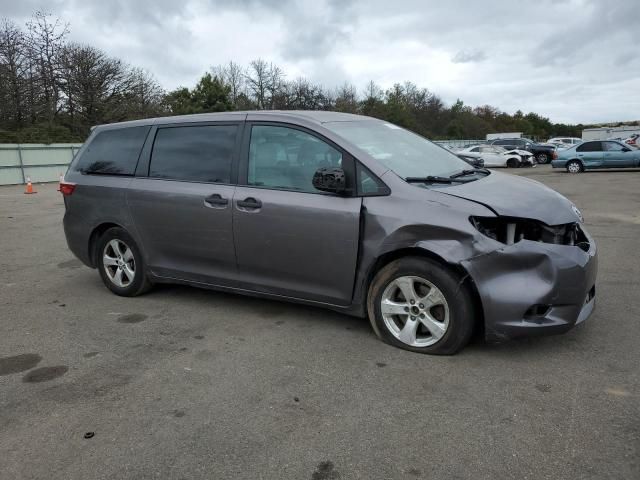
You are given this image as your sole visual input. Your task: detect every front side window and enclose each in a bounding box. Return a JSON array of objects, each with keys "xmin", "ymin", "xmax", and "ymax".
[
  {"xmin": 149, "ymin": 125, "xmax": 237, "ymax": 183},
  {"xmin": 75, "ymin": 126, "xmax": 150, "ymax": 175},
  {"xmin": 325, "ymin": 120, "xmax": 469, "ymax": 179},
  {"xmin": 577, "ymin": 142, "xmax": 602, "ymax": 152},
  {"xmin": 248, "ymin": 125, "xmax": 343, "ymax": 193}
]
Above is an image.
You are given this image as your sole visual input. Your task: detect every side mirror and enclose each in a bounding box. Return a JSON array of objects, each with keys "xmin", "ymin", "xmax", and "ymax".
[
  {"xmin": 622, "ymin": 147, "xmax": 631, "ymax": 152},
  {"xmin": 313, "ymin": 167, "xmax": 347, "ymax": 194}
]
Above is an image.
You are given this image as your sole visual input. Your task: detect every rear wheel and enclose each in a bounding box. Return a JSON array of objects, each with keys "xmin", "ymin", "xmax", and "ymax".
[
  {"xmin": 566, "ymin": 160, "xmax": 583, "ymax": 174},
  {"xmin": 367, "ymin": 257, "xmax": 475, "ymax": 355},
  {"xmin": 536, "ymin": 153, "xmax": 549, "ymax": 164},
  {"xmin": 96, "ymin": 227, "xmax": 152, "ymax": 296}
]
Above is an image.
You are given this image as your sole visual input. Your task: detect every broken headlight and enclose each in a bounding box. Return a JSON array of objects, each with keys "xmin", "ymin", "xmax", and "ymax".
[{"xmin": 470, "ymin": 216, "xmax": 589, "ymax": 251}]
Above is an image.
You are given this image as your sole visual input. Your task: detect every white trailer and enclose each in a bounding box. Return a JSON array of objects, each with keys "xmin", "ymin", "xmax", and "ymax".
[
  {"xmin": 485, "ymin": 132, "xmax": 523, "ymax": 141},
  {"xmin": 582, "ymin": 126, "xmax": 640, "ymax": 141}
]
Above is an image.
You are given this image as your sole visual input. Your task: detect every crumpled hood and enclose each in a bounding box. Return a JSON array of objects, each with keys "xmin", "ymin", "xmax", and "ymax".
[
  {"xmin": 437, "ymin": 171, "xmax": 581, "ymax": 225},
  {"xmin": 507, "ymin": 149, "xmax": 532, "ymax": 156}
]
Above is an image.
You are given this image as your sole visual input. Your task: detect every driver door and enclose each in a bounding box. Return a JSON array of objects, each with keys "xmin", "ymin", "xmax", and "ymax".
[
  {"xmin": 602, "ymin": 141, "xmax": 634, "ymax": 167},
  {"xmin": 232, "ymin": 123, "xmax": 362, "ymax": 305}
]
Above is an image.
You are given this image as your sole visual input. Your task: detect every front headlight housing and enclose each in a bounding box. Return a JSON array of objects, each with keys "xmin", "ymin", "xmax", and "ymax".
[{"xmin": 470, "ymin": 216, "xmax": 589, "ymax": 251}]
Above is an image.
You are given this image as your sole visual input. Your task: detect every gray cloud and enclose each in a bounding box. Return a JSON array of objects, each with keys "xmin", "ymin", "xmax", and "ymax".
[
  {"xmin": 1, "ymin": 0, "xmax": 637, "ymax": 123},
  {"xmin": 451, "ymin": 50, "xmax": 487, "ymax": 64}
]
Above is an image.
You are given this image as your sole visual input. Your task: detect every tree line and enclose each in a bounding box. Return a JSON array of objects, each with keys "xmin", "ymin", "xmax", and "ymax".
[{"xmin": 1, "ymin": 12, "xmax": 585, "ymax": 143}]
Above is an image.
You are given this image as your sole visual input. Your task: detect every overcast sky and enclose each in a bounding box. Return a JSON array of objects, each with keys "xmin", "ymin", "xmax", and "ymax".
[{"xmin": 3, "ymin": 0, "xmax": 638, "ymax": 124}]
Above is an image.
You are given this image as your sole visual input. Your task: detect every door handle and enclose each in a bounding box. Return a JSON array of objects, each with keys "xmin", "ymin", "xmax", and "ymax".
[
  {"xmin": 236, "ymin": 197, "xmax": 262, "ymax": 209},
  {"xmin": 204, "ymin": 193, "xmax": 228, "ymax": 206}
]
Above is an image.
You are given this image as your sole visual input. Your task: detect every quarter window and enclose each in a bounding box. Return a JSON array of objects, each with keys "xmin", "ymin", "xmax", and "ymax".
[
  {"xmin": 149, "ymin": 125, "xmax": 237, "ymax": 183},
  {"xmin": 357, "ymin": 162, "xmax": 388, "ymax": 196},
  {"xmin": 75, "ymin": 126, "xmax": 150, "ymax": 175},
  {"xmin": 248, "ymin": 125, "xmax": 343, "ymax": 193}
]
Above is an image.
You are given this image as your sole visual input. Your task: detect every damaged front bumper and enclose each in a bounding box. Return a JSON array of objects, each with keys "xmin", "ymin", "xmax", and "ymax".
[{"xmin": 462, "ymin": 228, "xmax": 597, "ymax": 342}]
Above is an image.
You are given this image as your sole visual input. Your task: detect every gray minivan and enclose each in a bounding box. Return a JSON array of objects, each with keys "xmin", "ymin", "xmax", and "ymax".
[{"xmin": 62, "ymin": 111, "xmax": 597, "ymax": 354}]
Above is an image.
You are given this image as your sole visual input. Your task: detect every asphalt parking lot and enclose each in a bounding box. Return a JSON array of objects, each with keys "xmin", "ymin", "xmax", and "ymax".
[{"xmin": 1, "ymin": 166, "xmax": 638, "ymax": 480}]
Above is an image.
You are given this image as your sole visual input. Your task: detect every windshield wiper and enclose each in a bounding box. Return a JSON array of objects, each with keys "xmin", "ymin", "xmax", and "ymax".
[
  {"xmin": 449, "ymin": 168, "xmax": 490, "ymax": 179},
  {"xmin": 405, "ymin": 175, "xmax": 458, "ymax": 184}
]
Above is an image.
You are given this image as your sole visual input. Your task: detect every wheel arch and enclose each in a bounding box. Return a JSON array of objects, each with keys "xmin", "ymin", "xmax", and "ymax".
[
  {"xmin": 88, "ymin": 222, "xmax": 126, "ymax": 268},
  {"xmin": 566, "ymin": 158, "xmax": 584, "ymax": 171},
  {"xmin": 363, "ymin": 246, "xmax": 485, "ymax": 337}
]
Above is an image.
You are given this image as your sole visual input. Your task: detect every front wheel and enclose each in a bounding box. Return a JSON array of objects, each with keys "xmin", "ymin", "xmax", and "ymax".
[
  {"xmin": 566, "ymin": 160, "xmax": 583, "ymax": 174},
  {"xmin": 96, "ymin": 227, "xmax": 152, "ymax": 296},
  {"xmin": 536, "ymin": 153, "xmax": 549, "ymax": 164},
  {"xmin": 506, "ymin": 158, "xmax": 518, "ymax": 168},
  {"xmin": 367, "ymin": 257, "xmax": 475, "ymax": 355}
]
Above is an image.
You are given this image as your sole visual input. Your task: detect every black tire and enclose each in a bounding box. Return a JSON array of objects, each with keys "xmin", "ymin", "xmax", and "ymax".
[
  {"xmin": 566, "ymin": 160, "xmax": 583, "ymax": 174},
  {"xmin": 536, "ymin": 153, "xmax": 549, "ymax": 164},
  {"xmin": 96, "ymin": 227, "xmax": 152, "ymax": 297},
  {"xmin": 506, "ymin": 158, "xmax": 518, "ymax": 168},
  {"xmin": 367, "ymin": 257, "xmax": 475, "ymax": 355}
]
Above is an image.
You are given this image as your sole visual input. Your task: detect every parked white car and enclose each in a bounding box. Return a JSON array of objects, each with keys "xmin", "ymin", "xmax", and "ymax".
[
  {"xmin": 496, "ymin": 146, "xmax": 536, "ymax": 165},
  {"xmin": 456, "ymin": 145, "xmax": 533, "ymax": 168},
  {"xmin": 547, "ymin": 137, "xmax": 582, "ymax": 148}
]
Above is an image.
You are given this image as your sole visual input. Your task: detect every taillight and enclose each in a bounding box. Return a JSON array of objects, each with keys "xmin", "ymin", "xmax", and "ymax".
[
  {"xmin": 552, "ymin": 151, "xmax": 558, "ymax": 160},
  {"xmin": 59, "ymin": 181, "xmax": 76, "ymax": 196}
]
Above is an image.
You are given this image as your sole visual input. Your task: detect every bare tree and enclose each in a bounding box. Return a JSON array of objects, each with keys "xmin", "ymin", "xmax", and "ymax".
[
  {"xmin": 245, "ymin": 59, "xmax": 285, "ymax": 109},
  {"xmin": 24, "ymin": 11, "xmax": 69, "ymax": 125},
  {"xmin": 124, "ymin": 67, "xmax": 165, "ymax": 119},
  {"xmin": 212, "ymin": 60, "xmax": 244, "ymax": 106},
  {"xmin": 266, "ymin": 63, "xmax": 284, "ymax": 109},
  {"xmin": 59, "ymin": 43, "xmax": 130, "ymax": 134},
  {"xmin": 245, "ymin": 58, "xmax": 269, "ymax": 109},
  {"xmin": 0, "ymin": 19, "xmax": 28, "ymax": 128},
  {"xmin": 334, "ymin": 82, "xmax": 357, "ymax": 113}
]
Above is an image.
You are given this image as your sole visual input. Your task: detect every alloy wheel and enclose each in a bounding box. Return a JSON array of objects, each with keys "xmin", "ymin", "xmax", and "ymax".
[
  {"xmin": 536, "ymin": 153, "xmax": 549, "ymax": 164},
  {"xmin": 380, "ymin": 275, "xmax": 450, "ymax": 347},
  {"xmin": 567, "ymin": 161, "xmax": 582, "ymax": 173},
  {"xmin": 103, "ymin": 239, "xmax": 135, "ymax": 288}
]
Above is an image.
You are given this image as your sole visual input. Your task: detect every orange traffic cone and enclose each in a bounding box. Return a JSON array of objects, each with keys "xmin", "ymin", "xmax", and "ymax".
[{"xmin": 24, "ymin": 176, "xmax": 37, "ymax": 194}]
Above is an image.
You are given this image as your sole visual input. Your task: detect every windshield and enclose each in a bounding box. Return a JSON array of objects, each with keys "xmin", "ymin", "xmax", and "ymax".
[{"xmin": 324, "ymin": 120, "xmax": 471, "ymax": 178}]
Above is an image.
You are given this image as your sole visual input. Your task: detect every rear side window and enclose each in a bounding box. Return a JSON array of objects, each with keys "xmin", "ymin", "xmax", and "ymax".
[
  {"xmin": 577, "ymin": 142, "xmax": 602, "ymax": 152},
  {"xmin": 76, "ymin": 126, "xmax": 150, "ymax": 175},
  {"xmin": 149, "ymin": 125, "xmax": 237, "ymax": 183}
]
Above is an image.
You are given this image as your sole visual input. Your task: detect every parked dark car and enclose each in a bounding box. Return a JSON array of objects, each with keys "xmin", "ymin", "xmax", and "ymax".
[
  {"xmin": 490, "ymin": 138, "xmax": 557, "ymax": 164},
  {"xmin": 456, "ymin": 154, "xmax": 484, "ymax": 168},
  {"xmin": 61, "ymin": 111, "xmax": 597, "ymax": 354}
]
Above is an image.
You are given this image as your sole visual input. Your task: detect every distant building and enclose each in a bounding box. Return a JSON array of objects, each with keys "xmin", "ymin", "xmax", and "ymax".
[{"xmin": 582, "ymin": 125, "xmax": 640, "ymax": 141}]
